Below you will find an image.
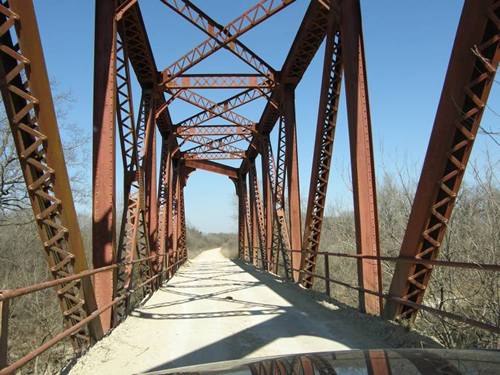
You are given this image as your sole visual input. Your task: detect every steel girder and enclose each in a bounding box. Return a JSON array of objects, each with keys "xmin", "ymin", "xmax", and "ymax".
[
  {"xmin": 92, "ymin": 0, "xmax": 118, "ymax": 334},
  {"xmin": 261, "ymin": 128, "xmax": 292, "ymax": 278},
  {"xmin": 182, "ymin": 134, "xmax": 249, "ymax": 158},
  {"xmin": 182, "ymin": 152, "xmax": 246, "ymax": 160},
  {"xmin": 260, "ymin": 139, "xmax": 274, "ymax": 271},
  {"xmin": 283, "ymin": 87, "xmax": 302, "ymax": 281},
  {"xmin": 249, "ymin": 162, "xmax": 267, "ymax": 270},
  {"xmin": 236, "ymin": 179, "xmax": 247, "ymax": 260},
  {"xmin": 242, "ymin": 174, "xmax": 254, "ymax": 263},
  {"xmin": 175, "ymin": 88, "xmax": 263, "ymax": 128},
  {"xmin": 114, "ymin": 39, "xmax": 152, "ymax": 321},
  {"xmin": 160, "ymin": 0, "xmax": 295, "ymax": 84},
  {"xmin": 159, "ymin": 0, "xmax": 276, "ymax": 80},
  {"xmin": 183, "ymin": 160, "xmax": 239, "ymax": 179},
  {"xmin": 341, "ymin": 0, "xmax": 383, "ymax": 315},
  {"xmin": 300, "ymin": 11, "xmax": 342, "ymax": 290},
  {"xmin": 175, "ymin": 125, "xmax": 255, "ymax": 137},
  {"xmin": 0, "ymin": 0, "xmax": 102, "ymax": 347},
  {"xmin": 240, "ymin": 0, "xmax": 333, "ymax": 171},
  {"xmin": 164, "ymin": 74, "xmax": 274, "ymax": 90},
  {"xmin": 157, "ymin": 136, "xmax": 173, "ymax": 276},
  {"xmin": 385, "ymin": 0, "xmax": 500, "ymax": 321}
]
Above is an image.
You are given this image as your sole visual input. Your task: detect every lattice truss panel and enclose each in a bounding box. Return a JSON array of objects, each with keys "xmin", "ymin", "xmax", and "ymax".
[
  {"xmin": 0, "ymin": 1, "xmax": 90, "ymax": 349},
  {"xmin": 301, "ymin": 28, "xmax": 343, "ymax": 288},
  {"xmin": 152, "ymin": 0, "xmax": 297, "ymax": 161},
  {"xmin": 114, "ymin": 32, "xmax": 152, "ymax": 321},
  {"xmin": 391, "ymin": 0, "xmax": 500, "ymax": 321}
]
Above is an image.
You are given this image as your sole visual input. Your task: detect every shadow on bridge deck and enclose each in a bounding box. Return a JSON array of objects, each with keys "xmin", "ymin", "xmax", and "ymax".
[{"xmin": 66, "ymin": 248, "xmax": 438, "ymax": 375}]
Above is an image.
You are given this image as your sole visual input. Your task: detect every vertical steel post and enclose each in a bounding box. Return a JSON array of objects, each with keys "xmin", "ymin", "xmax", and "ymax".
[
  {"xmin": 241, "ymin": 173, "xmax": 252, "ymax": 262},
  {"xmin": 171, "ymin": 164, "xmax": 181, "ymax": 269},
  {"xmin": 145, "ymin": 105, "xmax": 158, "ymax": 249},
  {"xmin": 283, "ymin": 86, "xmax": 302, "ymax": 281},
  {"xmin": 0, "ymin": 297, "xmax": 8, "ymax": 369},
  {"xmin": 300, "ymin": 8, "xmax": 342, "ymax": 289},
  {"xmin": 92, "ymin": 0, "xmax": 117, "ymax": 331},
  {"xmin": 248, "ymin": 172, "xmax": 258, "ymax": 265},
  {"xmin": 143, "ymin": 102, "xmax": 158, "ymax": 274},
  {"xmin": 249, "ymin": 161, "xmax": 267, "ymax": 270},
  {"xmin": 158, "ymin": 136, "xmax": 172, "ymax": 272},
  {"xmin": 235, "ymin": 177, "xmax": 246, "ymax": 260},
  {"xmin": 261, "ymin": 138, "xmax": 274, "ymax": 270},
  {"xmin": 341, "ymin": 0, "xmax": 383, "ymax": 315},
  {"xmin": 385, "ymin": 0, "xmax": 500, "ymax": 321},
  {"xmin": 167, "ymin": 159, "xmax": 177, "ymax": 277}
]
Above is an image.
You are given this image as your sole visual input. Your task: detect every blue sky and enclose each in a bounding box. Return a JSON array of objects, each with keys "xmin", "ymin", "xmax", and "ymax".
[{"xmin": 34, "ymin": 1, "xmax": 498, "ymax": 233}]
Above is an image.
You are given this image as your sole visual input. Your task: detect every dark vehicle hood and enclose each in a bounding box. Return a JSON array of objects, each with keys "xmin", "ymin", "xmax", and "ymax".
[{"xmin": 142, "ymin": 349, "xmax": 500, "ymax": 374}]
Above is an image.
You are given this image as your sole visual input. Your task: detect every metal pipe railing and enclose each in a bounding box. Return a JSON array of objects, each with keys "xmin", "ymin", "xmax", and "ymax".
[
  {"xmin": 241, "ymin": 246, "xmax": 500, "ymax": 335},
  {"xmin": 0, "ymin": 254, "xmax": 187, "ymax": 374}
]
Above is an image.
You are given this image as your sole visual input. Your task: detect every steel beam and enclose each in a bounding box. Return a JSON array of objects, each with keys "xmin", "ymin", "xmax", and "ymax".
[
  {"xmin": 283, "ymin": 86, "xmax": 302, "ymax": 281},
  {"xmin": 182, "ymin": 152, "xmax": 246, "ymax": 160},
  {"xmin": 240, "ymin": 174, "xmax": 252, "ymax": 262},
  {"xmin": 249, "ymin": 171, "xmax": 259, "ymax": 265},
  {"xmin": 144, "ymin": 100, "xmax": 158, "ymax": 257},
  {"xmin": 113, "ymin": 35, "xmax": 152, "ymax": 320},
  {"xmin": 341, "ymin": 0, "xmax": 382, "ymax": 315},
  {"xmin": 166, "ymin": 160, "xmax": 177, "ymax": 277},
  {"xmin": 258, "ymin": 119, "xmax": 292, "ymax": 277},
  {"xmin": 164, "ymin": 74, "xmax": 273, "ymax": 89},
  {"xmin": 160, "ymin": 0, "xmax": 296, "ymax": 84},
  {"xmin": 175, "ymin": 125, "xmax": 255, "ymax": 137},
  {"xmin": 157, "ymin": 136, "xmax": 173, "ymax": 275},
  {"xmin": 249, "ymin": 162, "xmax": 267, "ymax": 270},
  {"xmin": 0, "ymin": 0, "xmax": 102, "ymax": 346},
  {"xmin": 175, "ymin": 88, "xmax": 261, "ymax": 128},
  {"xmin": 182, "ymin": 134, "xmax": 248, "ymax": 156},
  {"xmin": 240, "ymin": 0, "xmax": 334, "ymax": 172},
  {"xmin": 300, "ymin": 9, "xmax": 342, "ymax": 288},
  {"xmin": 160, "ymin": 0, "xmax": 276, "ymax": 80},
  {"xmin": 91, "ymin": 0, "xmax": 118, "ymax": 333},
  {"xmin": 184, "ymin": 160, "xmax": 239, "ymax": 179},
  {"xmin": 385, "ymin": 0, "xmax": 500, "ymax": 321},
  {"xmin": 261, "ymin": 139, "xmax": 274, "ymax": 271}
]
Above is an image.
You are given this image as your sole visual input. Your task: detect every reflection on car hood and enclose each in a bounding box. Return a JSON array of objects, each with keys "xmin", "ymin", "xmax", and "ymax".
[{"xmin": 143, "ymin": 349, "xmax": 500, "ymax": 375}]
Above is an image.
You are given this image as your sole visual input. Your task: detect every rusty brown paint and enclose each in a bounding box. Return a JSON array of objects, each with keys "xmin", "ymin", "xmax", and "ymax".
[
  {"xmin": 92, "ymin": 0, "xmax": 117, "ymax": 332},
  {"xmin": 1, "ymin": 0, "xmax": 103, "ymax": 343},
  {"xmin": 283, "ymin": 86, "xmax": 302, "ymax": 281},
  {"xmin": 341, "ymin": 0, "xmax": 382, "ymax": 315},
  {"xmin": 385, "ymin": 0, "xmax": 500, "ymax": 321}
]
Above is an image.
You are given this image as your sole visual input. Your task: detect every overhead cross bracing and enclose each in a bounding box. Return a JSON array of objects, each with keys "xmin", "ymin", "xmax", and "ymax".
[{"xmin": 0, "ymin": 0, "xmax": 498, "ymax": 373}]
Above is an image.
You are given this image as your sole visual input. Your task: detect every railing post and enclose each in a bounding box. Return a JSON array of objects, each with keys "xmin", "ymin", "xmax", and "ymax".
[
  {"xmin": 324, "ymin": 255, "xmax": 331, "ymax": 298},
  {"xmin": 0, "ymin": 295, "xmax": 8, "ymax": 369}
]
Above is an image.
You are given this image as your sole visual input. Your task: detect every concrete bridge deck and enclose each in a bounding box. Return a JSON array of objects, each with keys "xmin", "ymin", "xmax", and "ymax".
[{"xmin": 68, "ymin": 248, "xmax": 437, "ymax": 374}]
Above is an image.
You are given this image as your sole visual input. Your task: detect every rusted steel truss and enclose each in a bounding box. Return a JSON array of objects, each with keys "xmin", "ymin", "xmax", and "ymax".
[
  {"xmin": 0, "ymin": 0, "xmax": 102, "ymax": 348},
  {"xmin": 113, "ymin": 34, "xmax": 152, "ymax": 320},
  {"xmin": 300, "ymin": 16, "xmax": 342, "ymax": 288},
  {"xmin": 160, "ymin": 0, "xmax": 295, "ymax": 84},
  {"xmin": 165, "ymin": 74, "xmax": 274, "ymax": 90},
  {"xmin": 262, "ymin": 121, "xmax": 292, "ymax": 278},
  {"xmin": 159, "ymin": 0, "xmax": 276, "ymax": 80},
  {"xmin": 385, "ymin": 0, "xmax": 500, "ymax": 321},
  {"xmin": 249, "ymin": 162, "xmax": 267, "ymax": 270},
  {"xmin": 2, "ymin": 1, "xmax": 499, "ymax": 369}
]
